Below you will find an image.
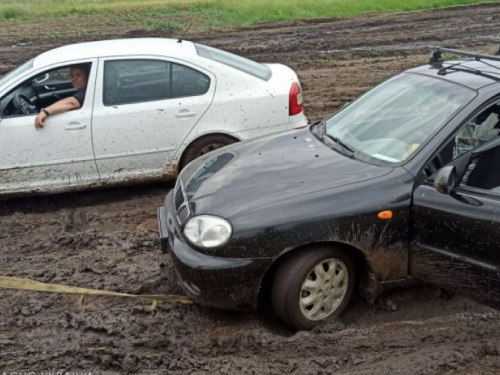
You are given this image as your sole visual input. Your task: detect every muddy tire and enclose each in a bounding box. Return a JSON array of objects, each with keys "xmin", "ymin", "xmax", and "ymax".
[
  {"xmin": 271, "ymin": 246, "xmax": 356, "ymax": 330},
  {"xmin": 180, "ymin": 135, "xmax": 237, "ymax": 170}
]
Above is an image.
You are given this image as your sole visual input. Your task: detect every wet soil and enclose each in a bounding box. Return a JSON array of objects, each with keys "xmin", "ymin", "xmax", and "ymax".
[{"xmin": 2, "ymin": 3, "xmax": 500, "ymax": 374}]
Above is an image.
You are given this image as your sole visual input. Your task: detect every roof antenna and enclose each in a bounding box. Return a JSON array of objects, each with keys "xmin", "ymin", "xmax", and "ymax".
[
  {"xmin": 428, "ymin": 48, "xmax": 443, "ymax": 65},
  {"xmin": 177, "ymin": 22, "xmax": 193, "ymax": 43}
]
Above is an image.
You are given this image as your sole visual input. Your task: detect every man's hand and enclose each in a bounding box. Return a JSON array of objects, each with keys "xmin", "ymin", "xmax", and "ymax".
[{"xmin": 34, "ymin": 111, "xmax": 47, "ymax": 130}]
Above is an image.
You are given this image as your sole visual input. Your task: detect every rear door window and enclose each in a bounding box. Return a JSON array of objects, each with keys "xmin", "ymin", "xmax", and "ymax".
[
  {"xmin": 103, "ymin": 59, "xmax": 170, "ymax": 106},
  {"xmin": 103, "ymin": 59, "xmax": 210, "ymax": 106},
  {"xmin": 171, "ymin": 63, "xmax": 210, "ymax": 98}
]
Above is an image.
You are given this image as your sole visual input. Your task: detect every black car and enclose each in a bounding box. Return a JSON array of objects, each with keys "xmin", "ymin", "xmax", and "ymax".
[{"xmin": 158, "ymin": 47, "xmax": 500, "ymax": 330}]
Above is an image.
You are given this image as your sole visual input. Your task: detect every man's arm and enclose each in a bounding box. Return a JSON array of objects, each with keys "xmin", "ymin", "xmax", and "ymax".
[{"xmin": 34, "ymin": 96, "xmax": 81, "ymax": 130}]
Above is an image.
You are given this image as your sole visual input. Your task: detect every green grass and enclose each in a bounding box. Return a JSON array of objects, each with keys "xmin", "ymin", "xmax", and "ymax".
[
  {"xmin": 146, "ymin": 19, "xmax": 184, "ymax": 32},
  {"xmin": 0, "ymin": 0, "xmax": 496, "ymax": 29}
]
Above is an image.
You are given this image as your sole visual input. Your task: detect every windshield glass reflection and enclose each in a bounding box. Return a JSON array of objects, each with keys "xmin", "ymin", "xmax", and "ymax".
[{"xmin": 325, "ymin": 73, "xmax": 476, "ymax": 164}]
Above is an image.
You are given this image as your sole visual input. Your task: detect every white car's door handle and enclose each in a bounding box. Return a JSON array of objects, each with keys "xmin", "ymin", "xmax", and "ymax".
[
  {"xmin": 65, "ymin": 123, "xmax": 87, "ymax": 130},
  {"xmin": 176, "ymin": 110, "xmax": 197, "ymax": 118}
]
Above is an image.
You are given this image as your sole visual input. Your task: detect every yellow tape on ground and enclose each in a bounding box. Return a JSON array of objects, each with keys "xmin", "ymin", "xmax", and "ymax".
[{"xmin": 0, "ymin": 276, "xmax": 193, "ymax": 305}]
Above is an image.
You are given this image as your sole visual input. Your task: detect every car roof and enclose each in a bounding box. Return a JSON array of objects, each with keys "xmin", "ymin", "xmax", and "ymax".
[
  {"xmin": 33, "ymin": 38, "xmax": 198, "ymax": 68},
  {"xmin": 408, "ymin": 59, "xmax": 500, "ymax": 90}
]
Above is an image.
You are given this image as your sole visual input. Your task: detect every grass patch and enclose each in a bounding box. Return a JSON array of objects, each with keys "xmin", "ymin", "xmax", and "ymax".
[
  {"xmin": 0, "ymin": 0, "xmax": 496, "ymax": 29},
  {"xmin": 0, "ymin": 4, "xmax": 29, "ymax": 20},
  {"xmin": 46, "ymin": 31, "xmax": 61, "ymax": 39},
  {"xmin": 146, "ymin": 19, "xmax": 184, "ymax": 32}
]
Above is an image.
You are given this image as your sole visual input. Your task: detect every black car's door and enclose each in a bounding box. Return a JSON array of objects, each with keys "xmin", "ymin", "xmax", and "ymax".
[{"xmin": 411, "ymin": 143, "xmax": 500, "ymax": 308}]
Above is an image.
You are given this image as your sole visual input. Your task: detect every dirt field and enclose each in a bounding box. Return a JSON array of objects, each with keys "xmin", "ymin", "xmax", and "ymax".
[{"xmin": 2, "ymin": 3, "xmax": 500, "ymax": 374}]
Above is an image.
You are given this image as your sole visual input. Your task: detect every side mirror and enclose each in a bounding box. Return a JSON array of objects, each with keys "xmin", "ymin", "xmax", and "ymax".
[{"xmin": 433, "ymin": 165, "xmax": 457, "ymax": 194}]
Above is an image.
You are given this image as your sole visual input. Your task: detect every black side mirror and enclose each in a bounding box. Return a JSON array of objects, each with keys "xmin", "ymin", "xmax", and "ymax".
[{"xmin": 434, "ymin": 165, "xmax": 457, "ymax": 194}]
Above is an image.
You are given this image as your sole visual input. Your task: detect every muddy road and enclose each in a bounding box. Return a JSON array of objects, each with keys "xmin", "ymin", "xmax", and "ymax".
[{"xmin": 1, "ymin": 3, "xmax": 500, "ymax": 374}]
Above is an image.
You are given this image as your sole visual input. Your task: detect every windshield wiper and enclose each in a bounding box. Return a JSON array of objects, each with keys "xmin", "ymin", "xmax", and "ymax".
[
  {"xmin": 319, "ymin": 122, "xmax": 356, "ymax": 157},
  {"xmin": 324, "ymin": 133, "xmax": 356, "ymax": 154}
]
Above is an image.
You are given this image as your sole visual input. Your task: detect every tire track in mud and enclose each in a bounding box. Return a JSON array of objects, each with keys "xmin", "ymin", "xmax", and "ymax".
[{"xmin": 1, "ymin": 3, "xmax": 500, "ymax": 374}]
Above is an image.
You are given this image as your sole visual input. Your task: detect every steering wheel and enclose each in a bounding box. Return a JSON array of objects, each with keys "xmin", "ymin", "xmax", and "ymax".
[{"xmin": 12, "ymin": 94, "xmax": 37, "ymax": 115}]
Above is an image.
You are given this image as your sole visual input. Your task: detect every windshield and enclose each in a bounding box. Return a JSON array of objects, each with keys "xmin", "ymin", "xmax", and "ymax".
[
  {"xmin": 325, "ymin": 73, "xmax": 476, "ymax": 164},
  {"xmin": 0, "ymin": 59, "xmax": 34, "ymax": 88}
]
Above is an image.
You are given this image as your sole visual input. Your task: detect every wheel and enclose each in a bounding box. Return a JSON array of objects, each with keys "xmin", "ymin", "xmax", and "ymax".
[
  {"xmin": 180, "ymin": 135, "xmax": 237, "ymax": 170},
  {"xmin": 12, "ymin": 94, "xmax": 36, "ymax": 115},
  {"xmin": 271, "ymin": 246, "xmax": 356, "ymax": 330}
]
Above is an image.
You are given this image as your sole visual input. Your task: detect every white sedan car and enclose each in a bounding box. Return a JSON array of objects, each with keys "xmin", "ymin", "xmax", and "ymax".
[{"xmin": 0, "ymin": 38, "xmax": 307, "ymax": 196}]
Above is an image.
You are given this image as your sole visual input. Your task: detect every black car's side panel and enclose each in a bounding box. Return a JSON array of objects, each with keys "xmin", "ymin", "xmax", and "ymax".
[
  {"xmin": 225, "ymin": 167, "xmax": 414, "ymax": 282},
  {"xmin": 412, "ymin": 183, "xmax": 500, "ymax": 308}
]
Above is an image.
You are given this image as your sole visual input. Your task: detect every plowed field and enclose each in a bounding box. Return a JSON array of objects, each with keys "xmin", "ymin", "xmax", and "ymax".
[{"xmin": 1, "ymin": 3, "xmax": 500, "ymax": 374}]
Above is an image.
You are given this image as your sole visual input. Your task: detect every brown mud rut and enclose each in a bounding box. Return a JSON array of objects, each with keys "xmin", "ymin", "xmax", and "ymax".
[{"xmin": 2, "ymin": 3, "xmax": 500, "ymax": 374}]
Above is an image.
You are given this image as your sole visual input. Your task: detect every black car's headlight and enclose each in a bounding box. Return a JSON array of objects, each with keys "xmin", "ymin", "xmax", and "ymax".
[{"xmin": 183, "ymin": 215, "xmax": 232, "ymax": 248}]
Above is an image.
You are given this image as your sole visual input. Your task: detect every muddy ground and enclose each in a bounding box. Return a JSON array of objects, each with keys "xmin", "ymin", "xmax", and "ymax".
[{"xmin": 1, "ymin": 3, "xmax": 500, "ymax": 374}]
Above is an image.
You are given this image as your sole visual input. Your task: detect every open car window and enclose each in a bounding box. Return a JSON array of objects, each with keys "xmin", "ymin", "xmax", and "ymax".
[
  {"xmin": 424, "ymin": 100, "xmax": 500, "ymax": 177},
  {"xmin": 1, "ymin": 63, "xmax": 90, "ymax": 118},
  {"xmin": 462, "ymin": 145, "xmax": 500, "ymax": 193}
]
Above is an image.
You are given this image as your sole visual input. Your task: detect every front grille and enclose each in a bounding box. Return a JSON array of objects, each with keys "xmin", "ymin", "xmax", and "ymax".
[
  {"xmin": 174, "ymin": 180, "xmax": 191, "ymax": 225},
  {"xmin": 177, "ymin": 206, "xmax": 189, "ymax": 224},
  {"xmin": 174, "ymin": 183, "xmax": 185, "ymax": 210}
]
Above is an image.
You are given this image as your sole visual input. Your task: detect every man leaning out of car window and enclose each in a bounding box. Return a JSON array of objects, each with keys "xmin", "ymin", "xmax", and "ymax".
[{"xmin": 34, "ymin": 64, "xmax": 89, "ymax": 129}]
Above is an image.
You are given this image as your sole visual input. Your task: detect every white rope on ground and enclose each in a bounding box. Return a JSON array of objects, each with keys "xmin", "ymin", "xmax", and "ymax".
[{"xmin": 0, "ymin": 276, "xmax": 193, "ymax": 306}]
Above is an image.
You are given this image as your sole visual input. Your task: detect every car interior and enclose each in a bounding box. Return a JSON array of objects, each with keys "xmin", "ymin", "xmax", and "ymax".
[
  {"xmin": 425, "ymin": 103, "xmax": 500, "ymax": 177},
  {"xmin": 466, "ymin": 146, "xmax": 500, "ymax": 192},
  {"xmin": 0, "ymin": 63, "xmax": 91, "ymax": 118}
]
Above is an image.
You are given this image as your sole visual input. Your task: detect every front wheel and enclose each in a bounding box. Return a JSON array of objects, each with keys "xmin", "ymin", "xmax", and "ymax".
[{"xmin": 271, "ymin": 246, "xmax": 357, "ymax": 330}]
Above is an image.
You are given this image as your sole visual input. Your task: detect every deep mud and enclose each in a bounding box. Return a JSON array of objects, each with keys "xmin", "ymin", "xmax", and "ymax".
[{"xmin": 1, "ymin": 3, "xmax": 500, "ymax": 374}]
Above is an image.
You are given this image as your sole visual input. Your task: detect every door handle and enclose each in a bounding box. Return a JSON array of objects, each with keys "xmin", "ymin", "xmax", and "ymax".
[
  {"xmin": 65, "ymin": 123, "xmax": 87, "ymax": 130},
  {"xmin": 176, "ymin": 110, "xmax": 197, "ymax": 118}
]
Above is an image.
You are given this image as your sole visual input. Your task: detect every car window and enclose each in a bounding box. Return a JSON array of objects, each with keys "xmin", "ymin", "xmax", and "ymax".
[
  {"xmin": 1, "ymin": 63, "xmax": 88, "ymax": 118},
  {"xmin": 453, "ymin": 103, "xmax": 500, "ymax": 159},
  {"xmin": 103, "ymin": 59, "xmax": 209, "ymax": 106},
  {"xmin": 103, "ymin": 59, "xmax": 170, "ymax": 106},
  {"xmin": 462, "ymin": 145, "xmax": 500, "ymax": 193},
  {"xmin": 431, "ymin": 101, "xmax": 500, "ymax": 171},
  {"xmin": 33, "ymin": 67, "xmax": 70, "ymax": 85},
  {"xmin": 195, "ymin": 43, "xmax": 271, "ymax": 81},
  {"xmin": 171, "ymin": 63, "xmax": 210, "ymax": 98}
]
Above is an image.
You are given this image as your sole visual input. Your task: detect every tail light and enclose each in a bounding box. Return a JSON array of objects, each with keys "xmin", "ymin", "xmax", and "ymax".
[{"xmin": 289, "ymin": 82, "xmax": 303, "ymax": 116}]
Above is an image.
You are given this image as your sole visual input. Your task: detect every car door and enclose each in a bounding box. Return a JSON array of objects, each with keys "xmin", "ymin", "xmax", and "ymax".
[
  {"xmin": 91, "ymin": 56, "xmax": 215, "ymax": 183},
  {"xmin": 411, "ymin": 124, "xmax": 500, "ymax": 308},
  {"xmin": 0, "ymin": 60, "xmax": 99, "ymax": 195}
]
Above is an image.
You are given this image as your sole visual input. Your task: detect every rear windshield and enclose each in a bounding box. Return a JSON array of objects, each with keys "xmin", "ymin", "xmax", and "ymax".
[{"xmin": 195, "ymin": 43, "xmax": 271, "ymax": 81}]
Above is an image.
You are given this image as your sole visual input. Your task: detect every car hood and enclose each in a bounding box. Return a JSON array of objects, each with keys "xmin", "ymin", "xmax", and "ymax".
[{"xmin": 180, "ymin": 127, "xmax": 393, "ymax": 218}]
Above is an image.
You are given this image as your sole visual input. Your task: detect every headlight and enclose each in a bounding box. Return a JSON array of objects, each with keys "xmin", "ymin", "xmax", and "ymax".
[{"xmin": 183, "ymin": 215, "xmax": 232, "ymax": 248}]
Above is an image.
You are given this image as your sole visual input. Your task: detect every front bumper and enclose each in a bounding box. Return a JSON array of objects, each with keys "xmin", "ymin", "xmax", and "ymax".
[{"xmin": 157, "ymin": 192, "xmax": 273, "ymax": 310}]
